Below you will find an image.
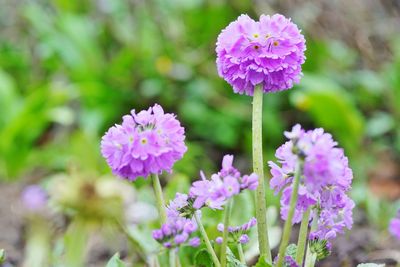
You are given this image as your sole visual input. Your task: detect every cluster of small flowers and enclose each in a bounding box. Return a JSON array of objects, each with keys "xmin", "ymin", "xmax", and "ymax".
[
  {"xmin": 101, "ymin": 104, "xmax": 187, "ymax": 180},
  {"xmin": 269, "ymin": 124, "xmax": 354, "ymax": 240},
  {"xmin": 190, "ymin": 155, "xmax": 258, "ymax": 210},
  {"xmin": 215, "ymin": 217, "xmax": 257, "ymax": 244},
  {"xmin": 152, "ymin": 193, "xmax": 200, "ymax": 248},
  {"xmin": 216, "ymin": 14, "xmax": 306, "ymax": 96},
  {"xmin": 389, "ymin": 209, "xmax": 400, "ymax": 240},
  {"xmin": 151, "ymin": 156, "xmax": 258, "ymax": 249}
]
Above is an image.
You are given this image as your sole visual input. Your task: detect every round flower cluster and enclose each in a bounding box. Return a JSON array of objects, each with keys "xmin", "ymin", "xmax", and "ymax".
[
  {"xmin": 389, "ymin": 210, "xmax": 400, "ymax": 240},
  {"xmin": 215, "ymin": 217, "xmax": 257, "ymax": 244},
  {"xmin": 216, "ymin": 14, "xmax": 306, "ymax": 96},
  {"xmin": 152, "ymin": 193, "xmax": 200, "ymax": 248},
  {"xmin": 101, "ymin": 104, "xmax": 187, "ymax": 180},
  {"xmin": 269, "ymin": 124, "xmax": 354, "ymax": 240},
  {"xmin": 189, "ymin": 155, "xmax": 258, "ymax": 210}
]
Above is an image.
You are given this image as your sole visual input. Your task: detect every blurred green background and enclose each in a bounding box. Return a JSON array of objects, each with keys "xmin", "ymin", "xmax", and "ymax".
[{"xmin": 0, "ymin": 0, "xmax": 400, "ymax": 265}]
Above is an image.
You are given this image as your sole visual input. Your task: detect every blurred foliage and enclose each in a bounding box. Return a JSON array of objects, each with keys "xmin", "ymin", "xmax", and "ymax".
[{"xmin": 0, "ymin": 0, "xmax": 400, "ymax": 265}]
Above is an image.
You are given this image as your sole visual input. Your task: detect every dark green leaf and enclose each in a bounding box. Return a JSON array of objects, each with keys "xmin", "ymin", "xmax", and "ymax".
[{"xmin": 194, "ymin": 249, "xmax": 213, "ymax": 267}]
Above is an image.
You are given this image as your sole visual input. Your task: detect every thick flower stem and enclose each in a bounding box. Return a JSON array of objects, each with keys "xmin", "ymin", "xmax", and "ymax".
[
  {"xmin": 194, "ymin": 212, "xmax": 221, "ymax": 267},
  {"xmin": 237, "ymin": 243, "xmax": 246, "ymax": 264},
  {"xmin": 220, "ymin": 200, "xmax": 233, "ymax": 267},
  {"xmin": 151, "ymin": 174, "xmax": 167, "ymax": 223},
  {"xmin": 295, "ymin": 206, "xmax": 311, "ymax": 265},
  {"xmin": 276, "ymin": 159, "xmax": 304, "ymax": 267},
  {"xmin": 252, "ymin": 83, "xmax": 272, "ymax": 262}
]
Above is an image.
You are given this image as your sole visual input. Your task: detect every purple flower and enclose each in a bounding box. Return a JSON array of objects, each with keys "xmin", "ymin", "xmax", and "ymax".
[
  {"xmin": 241, "ymin": 173, "xmax": 258, "ymax": 190},
  {"xmin": 216, "ymin": 14, "xmax": 306, "ymax": 96},
  {"xmin": 241, "ymin": 217, "xmax": 257, "ymax": 231},
  {"xmin": 215, "ymin": 217, "xmax": 256, "ymax": 244},
  {"xmin": 152, "ymin": 193, "xmax": 200, "ymax": 249},
  {"xmin": 239, "ymin": 234, "xmax": 249, "ymax": 244},
  {"xmin": 188, "ymin": 237, "xmax": 201, "ymax": 247},
  {"xmin": 189, "ymin": 155, "xmax": 258, "ymax": 210},
  {"xmin": 273, "ymin": 255, "xmax": 299, "ymax": 267},
  {"xmin": 389, "ymin": 210, "xmax": 400, "ymax": 240},
  {"xmin": 21, "ymin": 185, "xmax": 47, "ymax": 211},
  {"xmin": 174, "ymin": 232, "xmax": 189, "ymax": 244},
  {"xmin": 269, "ymin": 124, "xmax": 354, "ymax": 240},
  {"xmin": 152, "ymin": 229, "xmax": 163, "ymax": 240},
  {"xmin": 101, "ymin": 104, "xmax": 187, "ymax": 180}
]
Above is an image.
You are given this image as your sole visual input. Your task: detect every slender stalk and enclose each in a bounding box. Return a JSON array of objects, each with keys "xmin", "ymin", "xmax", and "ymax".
[
  {"xmin": 194, "ymin": 212, "xmax": 221, "ymax": 267},
  {"xmin": 276, "ymin": 160, "xmax": 303, "ymax": 267},
  {"xmin": 304, "ymin": 213, "xmax": 319, "ymax": 267},
  {"xmin": 220, "ymin": 200, "xmax": 233, "ymax": 267},
  {"xmin": 252, "ymin": 83, "xmax": 272, "ymax": 262},
  {"xmin": 169, "ymin": 249, "xmax": 176, "ymax": 267},
  {"xmin": 237, "ymin": 243, "xmax": 245, "ymax": 264},
  {"xmin": 151, "ymin": 174, "xmax": 167, "ymax": 223},
  {"xmin": 64, "ymin": 219, "xmax": 88, "ymax": 267},
  {"xmin": 304, "ymin": 250, "xmax": 317, "ymax": 267},
  {"xmin": 295, "ymin": 206, "xmax": 311, "ymax": 265}
]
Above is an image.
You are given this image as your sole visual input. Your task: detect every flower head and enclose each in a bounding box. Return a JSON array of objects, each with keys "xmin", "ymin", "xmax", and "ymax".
[
  {"xmin": 189, "ymin": 155, "xmax": 258, "ymax": 210},
  {"xmin": 269, "ymin": 124, "xmax": 354, "ymax": 240},
  {"xmin": 101, "ymin": 104, "xmax": 187, "ymax": 180},
  {"xmin": 216, "ymin": 14, "xmax": 306, "ymax": 96}
]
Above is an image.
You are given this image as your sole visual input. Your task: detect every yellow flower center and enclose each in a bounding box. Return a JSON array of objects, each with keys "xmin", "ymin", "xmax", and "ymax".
[{"xmin": 273, "ymin": 41, "xmax": 279, "ymax": 46}]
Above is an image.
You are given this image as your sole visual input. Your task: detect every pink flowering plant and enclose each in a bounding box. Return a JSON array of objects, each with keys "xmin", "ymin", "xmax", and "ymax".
[{"xmin": 97, "ymin": 13, "xmax": 388, "ymax": 267}]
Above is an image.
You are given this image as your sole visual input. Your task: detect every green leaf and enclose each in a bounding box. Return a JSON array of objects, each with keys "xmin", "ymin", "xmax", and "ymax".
[
  {"xmin": 226, "ymin": 248, "xmax": 246, "ymax": 267},
  {"xmin": 106, "ymin": 253, "xmax": 126, "ymax": 267},
  {"xmin": 254, "ymin": 255, "xmax": 273, "ymax": 267},
  {"xmin": 290, "ymin": 74, "xmax": 364, "ymax": 155},
  {"xmin": 356, "ymin": 264, "xmax": 385, "ymax": 267},
  {"xmin": 194, "ymin": 249, "xmax": 213, "ymax": 267}
]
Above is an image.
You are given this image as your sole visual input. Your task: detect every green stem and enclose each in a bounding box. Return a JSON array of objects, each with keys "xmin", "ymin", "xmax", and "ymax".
[
  {"xmin": 295, "ymin": 206, "xmax": 311, "ymax": 265},
  {"xmin": 237, "ymin": 243, "xmax": 245, "ymax": 264},
  {"xmin": 194, "ymin": 212, "xmax": 221, "ymax": 267},
  {"xmin": 220, "ymin": 200, "xmax": 233, "ymax": 267},
  {"xmin": 276, "ymin": 159, "xmax": 303, "ymax": 267},
  {"xmin": 304, "ymin": 213, "xmax": 319, "ymax": 267},
  {"xmin": 151, "ymin": 174, "xmax": 167, "ymax": 223},
  {"xmin": 252, "ymin": 83, "xmax": 272, "ymax": 263},
  {"xmin": 169, "ymin": 249, "xmax": 176, "ymax": 267},
  {"xmin": 64, "ymin": 219, "xmax": 89, "ymax": 267}
]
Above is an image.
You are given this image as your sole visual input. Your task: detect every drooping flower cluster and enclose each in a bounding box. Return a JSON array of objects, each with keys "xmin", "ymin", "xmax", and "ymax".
[
  {"xmin": 101, "ymin": 104, "xmax": 187, "ymax": 180},
  {"xmin": 152, "ymin": 193, "xmax": 200, "ymax": 248},
  {"xmin": 269, "ymin": 124, "xmax": 354, "ymax": 240},
  {"xmin": 189, "ymin": 155, "xmax": 258, "ymax": 210},
  {"xmin": 389, "ymin": 210, "xmax": 400, "ymax": 240},
  {"xmin": 215, "ymin": 217, "xmax": 257, "ymax": 244},
  {"xmin": 216, "ymin": 14, "xmax": 306, "ymax": 96}
]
